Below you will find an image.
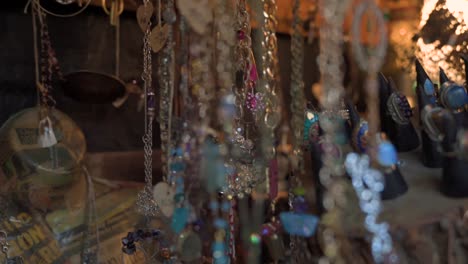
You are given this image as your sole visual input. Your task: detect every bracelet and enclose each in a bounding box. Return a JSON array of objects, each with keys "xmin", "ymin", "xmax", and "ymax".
[
  {"xmin": 386, "ymin": 92, "xmax": 413, "ymax": 125},
  {"xmin": 420, "ymin": 105, "xmax": 445, "ymax": 142}
]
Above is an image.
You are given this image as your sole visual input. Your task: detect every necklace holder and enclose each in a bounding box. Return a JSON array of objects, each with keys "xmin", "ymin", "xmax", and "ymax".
[
  {"xmin": 378, "ymin": 73, "xmax": 420, "ymax": 152},
  {"xmin": 415, "ymin": 59, "xmax": 444, "ymax": 168}
]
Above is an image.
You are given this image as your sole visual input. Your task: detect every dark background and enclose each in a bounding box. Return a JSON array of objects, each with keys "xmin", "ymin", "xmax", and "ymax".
[{"xmin": 0, "ymin": 2, "xmax": 322, "ymax": 152}]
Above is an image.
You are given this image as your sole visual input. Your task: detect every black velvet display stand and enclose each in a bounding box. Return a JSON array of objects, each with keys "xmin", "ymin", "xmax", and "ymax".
[
  {"xmin": 346, "ymin": 100, "xmax": 408, "ymax": 200},
  {"xmin": 415, "ymin": 60, "xmax": 444, "ymax": 168},
  {"xmin": 378, "ymin": 73, "xmax": 420, "ymax": 152},
  {"xmin": 437, "ymin": 67, "xmax": 468, "ymax": 197},
  {"xmin": 440, "ymin": 111, "xmax": 468, "ymax": 197}
]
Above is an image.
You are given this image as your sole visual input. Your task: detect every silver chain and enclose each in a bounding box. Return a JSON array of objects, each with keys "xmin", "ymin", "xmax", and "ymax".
[
  {"xmin": 158, "ymin": 0, "xmax": 175, "ymax": 182},
  {"xmin": 317, "ymin": 0, "xmax": 351, "ymax": 263},
  {"xmin": 137, "ymin": 14, "xmax": 159, "ymax": 216},
  {"xmin": 258, "ymin": 0, "xmax": 281, "ymax": 172}
]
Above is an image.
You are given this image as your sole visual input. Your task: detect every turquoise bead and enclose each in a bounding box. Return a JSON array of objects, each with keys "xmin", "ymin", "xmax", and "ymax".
[
  {"xmin": 212, "ymin": 241, "xmax": 225, "ymax": 252},
  {"xmin": 171, "ymin": 207, "xmax": 189, "ymax": 234},
  {"xmin": 377, "ymin": 141, "xmax": 397, "ymax": 167},
  {"xmin": 279, "ymin": 212, "xmax": 319, "ymax": 237},
  {"xmin": 212, "ymin": 242, "xmax": 228, "ymax": 264}
]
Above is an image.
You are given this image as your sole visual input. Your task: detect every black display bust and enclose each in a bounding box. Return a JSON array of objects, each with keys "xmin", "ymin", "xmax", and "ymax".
[
  {"xmin": 437, "ymin": 67, "xmax": 468, "ymax": 197},
  {"xmin": 378, "ymin": 73, "xmax": 420, "ymax": 152},
  {"xmin": 415, "ymin": 59, "xmax": 444, "ymax": 168}
]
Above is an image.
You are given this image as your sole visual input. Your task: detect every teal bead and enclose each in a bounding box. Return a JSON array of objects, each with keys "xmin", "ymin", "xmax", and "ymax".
[
  {"xmin": 174, "ymin": 193, "xmax": 185, "ymax": 203},
  {"xmin": 171, "ymin": 207, "xmax": 189, "ymax": 234},
  {"xmin": 377, "ymin": 141, "xmax": 397, "ymax": 167},
  {"xmin": 212, "ymin": 241, "xmax": 225, "ymax": 252},
  {"xmin": 212, "ymin": 242, "xmax": 228, "ymax": 264},
  {"xmin": 170, "ymin": 162, "xmax": 185, "ymax": 172}
]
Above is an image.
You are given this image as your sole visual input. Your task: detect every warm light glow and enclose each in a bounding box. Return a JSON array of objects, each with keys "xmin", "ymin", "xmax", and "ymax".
[
  {"xmin": 416, "ymin": 0, "xmax": 468, "ymax": 83},
  {"xmin": 419, "ymin": 0, "xmax": 438, "ymax": 29},
  {"xmin": 445, "ymin": 0, "xmax": 468, "ymax": 27}
]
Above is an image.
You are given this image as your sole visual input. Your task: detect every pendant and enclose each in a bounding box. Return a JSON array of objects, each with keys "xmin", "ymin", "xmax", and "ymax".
[
  {"xmin": 136, "ymin": 2, "xmax": 154, "ymax": 32},
  {"xmin": 150, "ymin": 24, "xmax": 169, "ymax": 53}
]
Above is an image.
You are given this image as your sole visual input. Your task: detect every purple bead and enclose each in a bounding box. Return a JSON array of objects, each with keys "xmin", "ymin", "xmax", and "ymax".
[
  {"xmin": 293, "ymin": 196, "xmax": 309, "ymax": 213},
  {"xmin": 261, "ymin": 225, "xmax": 272, "ymax": 236},
  {"xmin": 147, "ymin": 94, "xmax": 155, "ymax": 109}
]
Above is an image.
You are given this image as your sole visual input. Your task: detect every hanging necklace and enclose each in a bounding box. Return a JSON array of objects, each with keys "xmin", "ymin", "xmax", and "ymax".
[
  {"xmin": 158, "ymin": 0, "xmax": 176, "ymax": 183},
  {"xmin": 136, "ymin": 0, "xmax": 159, "ymax": 217},
  {"xmin": 288, "ymin": 0, "xmax": 316, "ymax": 261},
  {"xmin": 351, "ymin": 0, "xmax": 388, "ymax": 158},
  {"xmin": 345, "ymin": 154, "xmax": 396, "ymax": 263},
  {"xmin": 316, "ymin": 0, "xmax": 351, "ymax": 263},
  {"xmin": 290, "ymin": 0, "xmax": 306, "ymax": 167},
  {"xmin": 260, "ymin": 0, "xmax": 281, "ymax": 160},
  {"xmin": 349, "ymin": 2, "xmax": 397, "ymax": 263}
]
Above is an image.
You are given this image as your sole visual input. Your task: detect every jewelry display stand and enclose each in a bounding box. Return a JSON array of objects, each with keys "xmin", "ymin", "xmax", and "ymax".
[{"xmin": 378, "ymin": 73, "xmax": 419, "ymax": 152}]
